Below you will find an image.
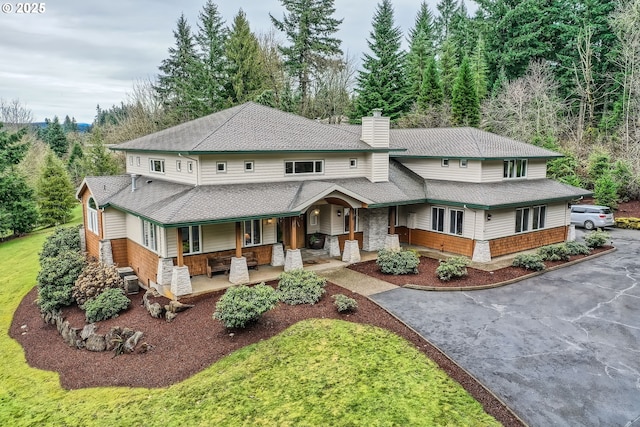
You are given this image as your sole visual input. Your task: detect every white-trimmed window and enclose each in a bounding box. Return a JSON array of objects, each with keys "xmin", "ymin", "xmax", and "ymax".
[
  {"xmin": 532, "ymin": 205, "xmax": 546, "ymax": 230},
  {"xmin": 515, "ymin": 208, "xmax": 530, "ymax": 233},
  {"xmin": 285, "ymin": 160, "xmax": 324, "ymax": 175},
  {"xmin": 216, "ymin": 161, "xmax": 227, "ymax": 173},
  {"xmin": 441, "ymin": 159, "xmax": 449, "ymax": 167},
  {"xmin": 176, "ymin": 160, "xmax": 182, "ymax": 172},
  {"xmin": 243, "ymin": 219, "xmax": 262, "ymax": 246},
  {"xmin": 142, "ymin": 220, "xmax": 158, "ymax": 252},
  {"xmin": 343, "ymin": 208, "xmax": 359, "ymax": 233},
  {"xmin": 87, "ymin": 197, "xmax": 99, "ymax": 234},
  {"xmin": 244, "ymin": 161, "xmax": 254, "ymax": 172},
  {"xmin": 187, "ymin": 161, "xmax": 193, "ymax": 173},
  {"xmin": 310, "ymin": 209, "xmax": 319, "ymax": 226},
  {"xmin": 150, "ymin": 159, "xmax": 165, "ymax": 174},
  {"xmin": 179, "ymin": 225, "xmax": 201, "ymax": 254},
  {"xmin": 431, "ymin": 207, "xmax": 445, "ymax": 232},
  {"xmin": 136, "ymin": 156, "xmax": 141, "ymax": 166},
  {"xmin": 129, "ymin": 156, "xmax": 133, "ymax": 166},
  {"xmin": 459, "ymin": 159, "xmax": 468, "ymax": 168},
  {"xmin": 349, "ymin": 158, "xmax": 357, "ymax": 168},
  {"xmin": 504, "ymin": 159, "xmax": 527, "ymax": 178},
  {"xmin": 449, "ymin": 209, "xmax": 464, "ymax": 235}
]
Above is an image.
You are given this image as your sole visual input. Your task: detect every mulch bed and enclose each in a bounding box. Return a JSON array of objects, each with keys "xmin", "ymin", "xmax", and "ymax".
[
  {"xmin": 9, "ymin": 282, "xmax": 524, "ymax": 427},
  {"xmin": 348, "ymin": 246, "xmax": 612, "ymax": 288}
]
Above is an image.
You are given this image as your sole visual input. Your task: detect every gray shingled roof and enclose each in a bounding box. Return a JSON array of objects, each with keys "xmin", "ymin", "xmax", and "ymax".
[
  {"xmin": 390, "ymin": 127, "xmax": 561, "ymax": 159},
  {"xmin": 78, "ymin": 175, "xmax": 132, "ymax": 206},
  {"xmin": 424, "ymin": 178, "xmax": 591, "ymax": 209},
  {"xmin": 112, "ymin": 102, "xmax": 378, "ymax": 153}
]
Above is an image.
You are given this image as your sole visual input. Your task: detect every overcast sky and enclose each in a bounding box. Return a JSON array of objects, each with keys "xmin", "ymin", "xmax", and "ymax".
[{"xmin": 0, "ymin": 0, "xmax": 476, "ymax": 124}]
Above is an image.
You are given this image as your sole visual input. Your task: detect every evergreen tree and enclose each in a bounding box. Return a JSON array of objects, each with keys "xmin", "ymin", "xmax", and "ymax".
[
  {"xmin": 418, "ymin": 57, "xmax": 444, "ymax": 111},
  {"xmin": 67, "ymin": 142, "xmax": 84, "ymax": 185},
  {"xmin": 226, "ymin": 9, "xmax": 267, "ymax": 104},
  {"xmin": 43, "ymin": 116, "xmax": 68, "ymax": 158},
  {"xmin": 435, "ymin": 0, "xmax": 459, "ymax": 45},
  {"xmin": 352, "ymin": 0, "xmax": 408, "ymax": 121},
  {"xmin": 406, "ymin": 2, "xmax": 436, "ymax": 102},
  {"xmin": 195, "ymin": 0, "xmax": 229, "ymax": 114},
  {"xmin": 451, "ymin": 57, "xmax": 480, "ymax": 126},
  {"xmin": 155, "ymin": 14, "xmax": 201, "ymax": 124},
  {"xmin": 0, "ymin": 171, "xmax": 38, "ymax": 236},
  {"xmin": 37, "ymin": 153, "xmax": 76, "ymax": 227},
  {"xmin": 62, "ymin": 115, "xmax": 78, "ymax": 133},
  {"xmin": 83, "ymin": 129, "xmax": 121, "ymax": 176},
  {"xmin": 594, "ymin": 170, "xmax": 619, "ymax": 209},
  {"xmin": 439, "ymin": 37, "xmax": 458, "ymax": 100},
  {"xmin": 470, "ymin": 34, "xmax": 489, "ymax": 101},
  {"xmin": 270, "ymin": 0, "xmax": 344, "ymax": 116}
]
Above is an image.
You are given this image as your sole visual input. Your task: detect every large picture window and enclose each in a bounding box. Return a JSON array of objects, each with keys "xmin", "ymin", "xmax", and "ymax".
[
  {"xmin": 503, "ymin": 159, "xmax": 527, "ymax": 178},
  {"xmin": 532, "ymin": 205, "xmax": 546, "ymax": 230},
  {"xmin": 243, "ymin": 219, "xmax": 262, "ymax": 246},
  {"xmin": 142, "ymin": 220, "xmax": 158, "ymax": 252},
  {"xmin": 449, "ymin": 209, "xmax": 464, "ymax": 235},
  {"xmin": 515, "ymin": 208, "xmax": 530, "ymax": 233},
  {"xmin": 179, "ymin": 225, "xmax": 201, "ymax": 254},
  {"xmin": 87, "ymin": 197, "xmax": 98, "ymax": 234},
  {"xmin": 431, "ymin": 207, "xmax": 445, "ymax": 232},
  {"xmin": 285, "ymin": 160, "xmax": 323, "ymax": 175}
]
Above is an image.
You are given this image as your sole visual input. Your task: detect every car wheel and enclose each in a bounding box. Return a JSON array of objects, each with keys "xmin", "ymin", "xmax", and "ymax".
[{"xmin": 584, "ymin": 220, "xmax": 595, "ymax": 230}]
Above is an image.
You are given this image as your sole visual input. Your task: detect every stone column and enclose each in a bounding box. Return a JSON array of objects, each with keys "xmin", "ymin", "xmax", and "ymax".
[
  {"xmin": 566, "ymin": 224, "xmax": 576, "ymax": 242},
  {"xmin": 342, "ymin": 240, "xmax": 361, "ymax": 263},
  {"xmin": 324, "ymin": 235, "xmax": 341, "ymax": 257},
  {"xmin": 362, "ymin": 208, "xmax": 388, "ymax": 251},
  {"xmin": 157, "ymin": 258, "xmax": 174, "ymax": 286},
  {"xmin": 284, "ymin": 249, "xmax": 303, "ymax": 271},
  {"xmin": 271, "ymin": 243, "xmax": 285, "ymax": 266},
  {"xmin": 79, "ymin": 226, "xmax": 87, "ymax": 253},
  {"xmin": 229, "ymin": 257, "xmax": 250, "ymax": 284},
  {"xmin": 472, "ymin": 240, "xmax": 491, "ymax": 263},
  {"xmin": 98, "ymin": 239, "xmax": 114, "ymax": 265},
  {"xmin": 384, "ymin": 234, "xmax": 400, "ymax": 250},
  {"xmin": 170, "ymin": 266, "xmax": 192, "ymax": 297}
]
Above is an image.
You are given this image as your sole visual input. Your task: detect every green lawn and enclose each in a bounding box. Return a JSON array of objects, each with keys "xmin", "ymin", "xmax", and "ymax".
[{"xmin": 0, "ymin": 208, "xmax": 499, "ymax": 426}]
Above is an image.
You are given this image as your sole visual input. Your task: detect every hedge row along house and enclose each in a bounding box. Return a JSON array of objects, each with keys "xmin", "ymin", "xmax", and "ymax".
[{"xmin": 77, "ymin": 102, "xmax": 590, "ymax": 296}]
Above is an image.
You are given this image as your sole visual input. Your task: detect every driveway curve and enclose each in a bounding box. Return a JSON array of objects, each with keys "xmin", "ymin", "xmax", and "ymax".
[{"xmin": 372, "ymin": 228, "xmax": 640, "ymax": 427}]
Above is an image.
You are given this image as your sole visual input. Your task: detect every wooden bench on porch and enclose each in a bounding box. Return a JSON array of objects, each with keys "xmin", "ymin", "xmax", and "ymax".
[{"xmin": 206, "ymin": 252, "xmax": 259, "ymax": 278}]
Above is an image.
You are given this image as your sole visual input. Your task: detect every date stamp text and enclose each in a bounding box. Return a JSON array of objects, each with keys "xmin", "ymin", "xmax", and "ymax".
[{"xmin": 2, "ymin": 3, "xmax": 46, "ymax": 14}]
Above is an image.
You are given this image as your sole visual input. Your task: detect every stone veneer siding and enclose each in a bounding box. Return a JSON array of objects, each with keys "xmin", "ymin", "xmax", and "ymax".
[{"xmin": 362, "ymin": 208, "xmax": 389, "ymax": 252}]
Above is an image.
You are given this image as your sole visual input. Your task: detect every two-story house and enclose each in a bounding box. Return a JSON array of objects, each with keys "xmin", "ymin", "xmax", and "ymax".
[{"xmin": 77, "ymin": 102, "xmax": 590, "ymax": 296}]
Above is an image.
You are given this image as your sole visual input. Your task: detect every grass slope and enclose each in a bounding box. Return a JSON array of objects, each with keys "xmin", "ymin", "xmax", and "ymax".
[{"xmin": 0, "ymin": 208, "xmax": 498, "ymax": 427}]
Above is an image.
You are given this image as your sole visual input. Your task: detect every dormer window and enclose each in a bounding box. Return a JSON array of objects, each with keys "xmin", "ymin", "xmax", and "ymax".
[
  {"xmin": 504, "ymin": 159, "xmax": 527, "ymax": 178},
  {"xmin": 149, "ymin": 159, "xmax": 165, "ymax": 174},
  {"xmin": 285, "ymin": 160, "xmax": 323, "ymax": 175}
]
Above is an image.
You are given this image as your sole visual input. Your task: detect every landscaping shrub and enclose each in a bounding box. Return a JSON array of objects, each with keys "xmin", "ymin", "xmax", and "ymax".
[
  {"xmin": 584, "ymin": 229, "xmax": 610, "ymax": 248},
  {"xmin": 277, "ymin": 269, "xmax": 327, "ymax": 305},
  {"xmin": 615, "ymin": 217, "xmax": 640, "ymax": 230},
  {"xmin": 512, "ymin": 253, "xmax": 546, "ymax": 271},
  {"xmin": 39, "ymin": 225, "xmax": 81, "ymax": 262},
  {"xmin": 376, "ymin": 249, "xmax": 420, "ymax": 275},
  {"xmin": 436, "ymin": 256, "xmax": 470, "ymax": 281},
  {"xmin": 564, "ymin": 241, "xmax": 591, "ymax": 256},
  {"xmin": 73, "ymin": 259, "xmax": 125, "ymax": 306},
  {"xmin": 537, "ymin": 244, "xmax": 570, "ymax": 261},
  {"xmin": 213, "ymin": 283, "xmax": 278, "ymax": 328},
  {"xmin": 333, "ymin": 294, "xmax": 358, "ymax": 313},
  {"xmin": 37, "ymin": 250, "xmax": 86, "ymax": 312},
  {"xmin": 84, "ymin": 288, "xmax": 130, "ymax": 323}
]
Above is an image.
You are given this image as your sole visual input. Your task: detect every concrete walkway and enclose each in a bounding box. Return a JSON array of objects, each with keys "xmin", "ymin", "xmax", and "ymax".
[
  {"xmin": 371, "ymin": 228, "xmax": 640, "ymax": 427},
  {"xmin": 320, "ymin": 267, "xmax": 398, "ymax": 296}
]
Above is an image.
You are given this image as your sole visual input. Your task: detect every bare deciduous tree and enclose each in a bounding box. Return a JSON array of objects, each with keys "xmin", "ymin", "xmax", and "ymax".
[{"xmin": 0, "ymin": 98, "xmax": 33, "ymax": 128}]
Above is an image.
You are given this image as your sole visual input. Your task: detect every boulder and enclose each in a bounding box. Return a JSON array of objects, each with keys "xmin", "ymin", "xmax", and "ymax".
[
  {"xmin": 124, "ymin": 331, "xmax": 143, "ymax": 353},
  {"xmin": 85, "ymin": 334, "xmax": 107, "ymax": 352},
  {"xmin": 167, "ymin": 300, "xmax": 194, "ymax": 313},
  {"xmin": 165, "ymin": 311, "xmax": 177, "ymax": 322},
  {"xmin": 80, "ymin": 323, "xmax": 97, "ymax": 340}
]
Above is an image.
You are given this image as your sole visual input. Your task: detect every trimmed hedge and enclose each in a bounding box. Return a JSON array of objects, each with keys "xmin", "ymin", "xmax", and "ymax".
[
  {"xmin": 213, "ymin": 283, "xmax": 278, "ymax": 328},
  {"xmin": 84, "ymin": 288, "xmax": 130, "ymax": 323},
  {"xmin": 615, "ymin": 217, "xmax": 640, "ymax": 230},
  {"xmin": 584, "ymin": 229, "xmax": 610, "ymax": 248},
  {"xmin": 376, "ymin": 249, "xmax": 420, "ymax": 275},
  {"xmin": 277, "ymin": 269, "xmax": 327, "ymax": 305},
  {"xmin": 564, "ymin": 241, "xmax": 591, "ymax": 256},
  {"xmin": 436, "ymin": 256, "xmax": 470, "ymax": 281},
  {"xmin": 537, "ymin": 244, "xmax": 570, "ymax": 262},
  {"xmin": 512, "ymin": 253, "xmax": 546, "ymax": 271}
]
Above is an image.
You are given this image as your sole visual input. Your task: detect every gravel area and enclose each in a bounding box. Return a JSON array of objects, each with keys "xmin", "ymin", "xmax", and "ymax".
[{"xmin": 10, "ymin": 282, "xmax": 523, "ymax": 427}]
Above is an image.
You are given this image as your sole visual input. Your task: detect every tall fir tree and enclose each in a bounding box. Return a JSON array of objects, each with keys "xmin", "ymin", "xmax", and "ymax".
[
  {"xmin": 470, "ymin": 34, "xmax": 489, "ymax": 101},
  {"xmin": 352, "ymin": 0, "xmax": 408, "ymax": 121},
  {"xmin": 270, "ymin": 0, "xmax": 343, "ymax": 116},
  {"xmin": 155, "ymin": 14, "xmax": 201, "ymax": 124},
  {"xmin": 195, "ymin": 0, "xmax": 229, "ymax": 115},
  {"xmin": 439, "ymin": 37, "xmax": 458, "ymax": 100},
  {"xmin": 226, "ymin": 9, "xmax": 267, "ymax": 104},
  {"xmin": 435, "ymin": 0, "xmax": 459, "ymax": 45},
  {"xmin": 406, "ymin": 2, "xmax": 436, "ymax": 103},
  {"xmin": 37, "ymin": 152, "xmax": 76, "ymax": 227},
  {"xmin": 451, "ymin": 57, "xmax": 480, "ymax": 126},
  {"xmin": 43, "ymin": 116, "xmax": 68, "ymax": 158},
  {"xmin": 67, "ymin": 142, "xmax": 84, "ymax": 185},
  {"xmin": 83, "ymin": 129, "xmax": 121, "ymax": 177},
  {"xmin": 417, "ymin": 57, "xmax": 444, "ymax": 111}
]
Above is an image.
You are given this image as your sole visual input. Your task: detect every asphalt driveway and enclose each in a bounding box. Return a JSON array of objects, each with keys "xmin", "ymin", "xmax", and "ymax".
[{"xmin": 372, "ymin": 228, "xmax": 640, "ymax": 427}]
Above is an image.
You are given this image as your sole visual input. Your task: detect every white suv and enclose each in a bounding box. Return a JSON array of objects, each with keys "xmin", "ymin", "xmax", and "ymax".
[{"xmin": 570, "ymin": 205, "xmax": 615, "ymax": 230}]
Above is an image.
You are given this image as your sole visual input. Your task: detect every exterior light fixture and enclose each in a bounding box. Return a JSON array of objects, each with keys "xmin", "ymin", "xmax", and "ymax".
[
  {"xmin": 486, "ymin": 214, "xmax": 492, "ymax": 221},
  {"xmin": 337, "ymin": 210, "xmax": 342, "ymax": 217},
  {"xmin": 313, "ymin": 208, "xmax": 320, "ymax": 215}
]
